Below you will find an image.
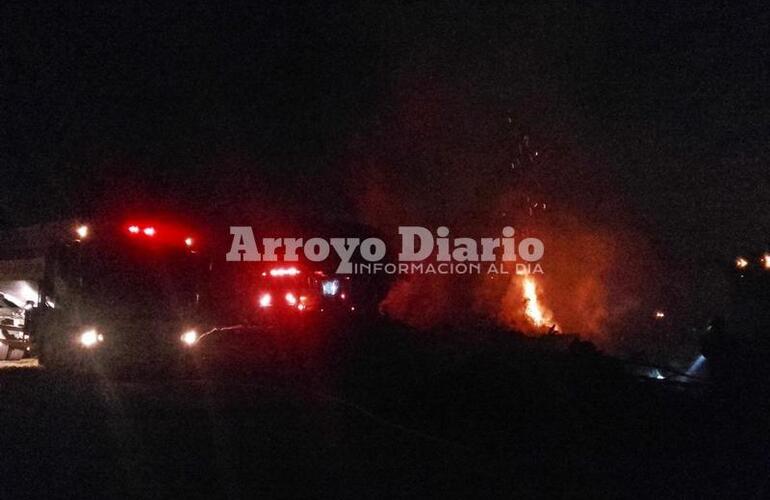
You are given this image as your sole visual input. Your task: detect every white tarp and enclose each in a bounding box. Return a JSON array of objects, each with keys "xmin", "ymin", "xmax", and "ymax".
[{"xmin": 0, "ymin": 280, "xmax": 40, "ymax": 307}]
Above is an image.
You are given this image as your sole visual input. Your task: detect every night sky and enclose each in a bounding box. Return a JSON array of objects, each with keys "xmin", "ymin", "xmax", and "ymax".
[{"xmin": 2, "ymin": 2, "xmax": 769, "ymax": 318}]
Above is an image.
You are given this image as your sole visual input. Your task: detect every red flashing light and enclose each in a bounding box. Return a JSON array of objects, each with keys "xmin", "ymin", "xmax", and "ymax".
[{"xmin": 126, "ymin": 222, "xmax": 196, "ymax": 248}]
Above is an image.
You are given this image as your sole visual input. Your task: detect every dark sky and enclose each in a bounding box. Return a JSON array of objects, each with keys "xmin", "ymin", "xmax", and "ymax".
[{"xmin": 2, "ymin": 1, "xmax": 768, "ymax": 265}]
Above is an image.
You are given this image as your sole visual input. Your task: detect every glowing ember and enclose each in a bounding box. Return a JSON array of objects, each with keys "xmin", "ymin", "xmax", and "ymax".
[{"xmin": 522, "ymin": 276, "xmax": 558, "ymax": 332}]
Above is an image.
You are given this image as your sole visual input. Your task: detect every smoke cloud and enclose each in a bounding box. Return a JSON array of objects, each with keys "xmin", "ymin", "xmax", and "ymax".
[{"xmin": 345, "ymin": 78, "xmax": 660, "ymax": 347}]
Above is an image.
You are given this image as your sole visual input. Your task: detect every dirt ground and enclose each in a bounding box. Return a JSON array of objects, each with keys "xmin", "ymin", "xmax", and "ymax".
[{"xmin": 1, "ymin": 329, "xmax": 768, "ymax": 499}]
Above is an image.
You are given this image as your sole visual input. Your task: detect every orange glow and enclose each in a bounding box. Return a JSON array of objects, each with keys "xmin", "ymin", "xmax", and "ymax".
[
  {"xmin": 270, "ymin": 267, "xmax": 301, "ymax": 277},
  {"xmin": 655, "ymin": 310, "xmax": 665, "ymax": 319},
  {"xmin": 763, "ymin": 254, "xmax": 770, "ymax": 270},
  {"xmin": 522, "ymin": 277, "xmax": 558, "ymax": 332},
  {"xmin": 736, "ymin": 257, "xmax": 749, "ymax": 269}
]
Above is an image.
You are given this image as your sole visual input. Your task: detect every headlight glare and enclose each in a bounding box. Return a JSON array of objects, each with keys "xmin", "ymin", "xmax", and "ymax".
[{"xmin": 79, "ymin": 329, "xmax": 102, "ymax": 347}]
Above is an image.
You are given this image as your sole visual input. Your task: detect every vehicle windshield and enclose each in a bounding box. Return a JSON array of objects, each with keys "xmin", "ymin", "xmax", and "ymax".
[
  {"xmin": 259, "ymin": 275, "xmax": 310, "ymax": 289},
  {"xmin": 70, "ymin": 238, "xmax": 202, "ymax": 320}
]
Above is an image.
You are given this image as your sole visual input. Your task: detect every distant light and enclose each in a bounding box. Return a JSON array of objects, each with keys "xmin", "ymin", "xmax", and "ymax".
[
  {"xmin": 75, "ymin": 225, "xmax": 89, "ymax": 239},
  {"xmin": 259, "ymin": 293, "xmax": 272, "ymax": 307},
  {"xmin": 763, "ymin": 254, "xmax": 770, "ymax": 270},
  {"xmin": 128, "ymin": 225, "xmax": 140, "ymax": 234},
  {"xmin": 297, "ymin": 304, "xmax": 306, "ymax": 311},
  {"xmin": 654, "ymin": 310, "xmax": 665, "ymax": 319},
  {"xmin": 270, "ymin": 267, "xmax": 300, "ymax": 277},
  {"xmin": 180, "ymin": 330, "xmax": 198, "ymax": 346},
  {"xmin": 340, "ymin": 293, "xmax": 346, "ymax": 300},
  {"xmin": 285, "ymin": 292, "xmax": 297, "ymax": 306},
  {"xmin": 184, "ymin": 237, "xmax": 194, "ymax": 247},
  {"xmin": 143, "ymin": 227, "xmax": 156, "ymax": 236},
  {"xmin": 321, "ymin": 280, "xmax": 339, "ymax": 296},
  {"xmin": 736, "ymin": 257, "xmax": 749, "ymax": 269}
]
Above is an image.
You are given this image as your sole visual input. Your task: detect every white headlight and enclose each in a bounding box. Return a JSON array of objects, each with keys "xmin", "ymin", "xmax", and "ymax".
[
  {"xmin": 75, "ymin": 225, "xmax": 89, "ymax": 239},
  {"xmin": 321, "ymin": 280, "xmax": 339, "ymax": 296},
  {"xmin": 79, "ymin": 329, "xmax": 102, "ymax": 347},
  {"xmin": 181, "ymin": 330, "xmax": 198, "ymax": 346}
]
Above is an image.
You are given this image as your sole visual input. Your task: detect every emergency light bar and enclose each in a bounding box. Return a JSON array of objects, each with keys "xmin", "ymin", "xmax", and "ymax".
[{"xmin": 269, "ymin": 267, "xmax": 301, "ymax": 277}]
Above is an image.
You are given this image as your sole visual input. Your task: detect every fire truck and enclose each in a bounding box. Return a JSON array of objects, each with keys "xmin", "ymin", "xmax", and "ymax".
[
  {"xmin": 0, "ymin": 219, "xmax": 207, "ymax": 373},
  {"xmin": 0, "ymin": 216, "xmax": 386, "ymax": 372}
]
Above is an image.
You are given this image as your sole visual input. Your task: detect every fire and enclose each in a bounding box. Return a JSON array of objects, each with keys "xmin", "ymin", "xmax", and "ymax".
[{"xmin": 522, "ymin": 276, "xmax": 559, "ymax": 332}]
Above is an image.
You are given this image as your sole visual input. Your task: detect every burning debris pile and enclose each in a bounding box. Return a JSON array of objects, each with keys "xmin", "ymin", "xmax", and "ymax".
[
  {"xmin": 347, "ymin": 80, "xmax": 657, "ymax": 346},
  {"xmin": 522, "ymin": 276, "xmax": 559, "ymax": 332}
]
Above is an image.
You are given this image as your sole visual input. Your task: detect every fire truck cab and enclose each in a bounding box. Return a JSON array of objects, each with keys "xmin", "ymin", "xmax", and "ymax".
[{"xmin": 0, "ymin": 219, "xmax": 208, "ymax": 373}]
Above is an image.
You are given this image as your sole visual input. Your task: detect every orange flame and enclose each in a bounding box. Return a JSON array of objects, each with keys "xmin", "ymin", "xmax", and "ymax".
[{"xmin": 522, "ymin": 276, "xmax": 559, "ymax": 332}]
